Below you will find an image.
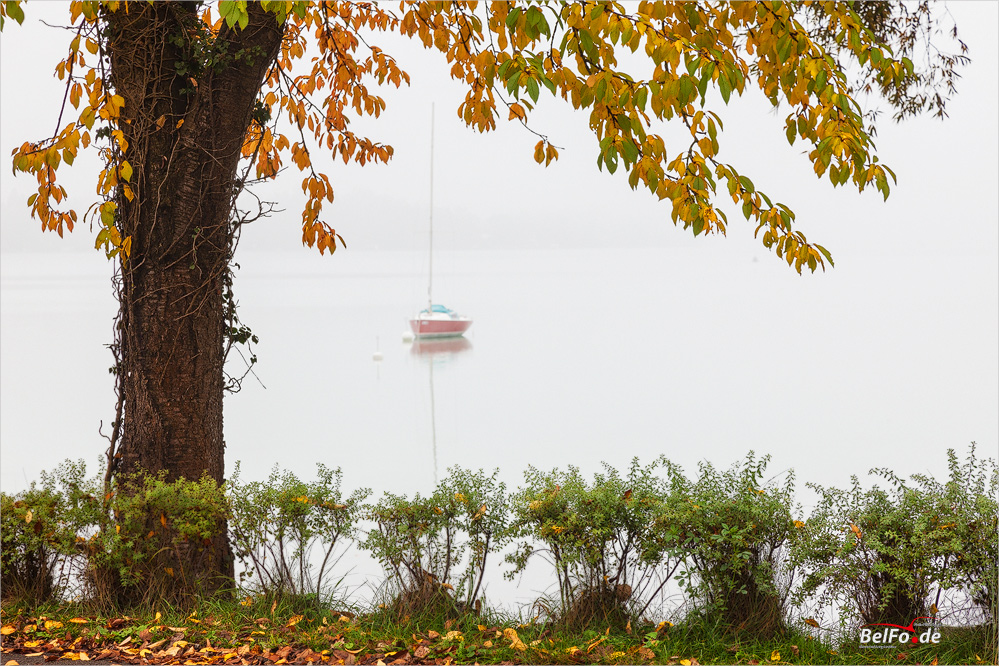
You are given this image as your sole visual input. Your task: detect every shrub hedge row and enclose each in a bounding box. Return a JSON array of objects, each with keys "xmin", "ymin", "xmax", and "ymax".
[{"xmin": 2, "ymin": 446, "xmax": 995, "ymax": 638}]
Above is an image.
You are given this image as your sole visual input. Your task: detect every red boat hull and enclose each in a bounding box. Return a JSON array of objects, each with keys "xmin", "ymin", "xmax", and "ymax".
[{"xmin": 409, "ymin": 317, "xmax": 472, "ymax": 338}]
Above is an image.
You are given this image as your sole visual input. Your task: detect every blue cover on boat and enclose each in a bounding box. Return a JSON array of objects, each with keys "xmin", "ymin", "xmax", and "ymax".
[{"xmin": 428, "ymin": 304, "xmax": 453, "ymax": 313}]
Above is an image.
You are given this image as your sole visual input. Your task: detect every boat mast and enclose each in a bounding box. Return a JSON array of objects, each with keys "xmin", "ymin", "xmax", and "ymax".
[{"xmin": 427, "ymin": 103, "xmax": 435, "ymax": 313}]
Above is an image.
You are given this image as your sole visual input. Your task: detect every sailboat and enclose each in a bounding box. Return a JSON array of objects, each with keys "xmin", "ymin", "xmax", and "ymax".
[{"xmin": 409, "ymin": 104, "xmax": 472, "ymax": 339}]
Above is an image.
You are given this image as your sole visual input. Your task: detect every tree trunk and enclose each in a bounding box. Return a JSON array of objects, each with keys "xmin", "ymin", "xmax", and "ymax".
[{"xmin": 106, "ymin": 1, "xmax": 284, "ymax": 592}]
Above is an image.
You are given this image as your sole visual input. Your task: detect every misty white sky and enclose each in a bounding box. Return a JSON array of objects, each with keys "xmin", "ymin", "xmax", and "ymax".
[{"xmin": 1, "ymin": 2, "xmax": 997, "ymax": 496}]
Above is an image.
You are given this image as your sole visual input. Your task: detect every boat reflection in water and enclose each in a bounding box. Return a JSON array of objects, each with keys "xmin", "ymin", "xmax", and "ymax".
[
  {"xmin": 409, "ymin": 337, "xmax": 472, "ymax": 484},
  {"xmin": 411, "ymin": 336, "xmax": 473, "ymax": 357}
]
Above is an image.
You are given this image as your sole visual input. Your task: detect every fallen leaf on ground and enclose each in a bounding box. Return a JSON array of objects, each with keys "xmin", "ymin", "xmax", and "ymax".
[{"xmin": 503, "ymin": 628, "xmax": 526, "ymax": 652}]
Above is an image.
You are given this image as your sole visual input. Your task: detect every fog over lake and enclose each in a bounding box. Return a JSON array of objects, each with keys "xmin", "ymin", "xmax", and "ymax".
[{"xmin": 1, "ymin": 1, "xmax": 996, "ymax": 608}]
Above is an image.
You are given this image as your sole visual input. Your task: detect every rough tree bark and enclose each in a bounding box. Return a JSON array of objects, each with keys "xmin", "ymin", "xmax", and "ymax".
[{"xmin": 106, "ymin": 1, "xmax": 284, "ymax": 588}]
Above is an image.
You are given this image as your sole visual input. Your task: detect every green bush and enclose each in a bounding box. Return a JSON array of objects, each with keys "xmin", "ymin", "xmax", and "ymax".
[
  {"xmin": 506, "ymin": 459, "xmax": 680, "ymax": 629},
  {"xmin": 87, "ymin": 470, "xmax": 230, "ymax": 607},
  {"xmin": 361, "ymin": 467, "xmax": 509, "ymax": 618},
  {"xmin": 0, "ymin": 460, "xmax": 100, "ymax": 604},
  {"xmin": 227, "ymin": 463, "xmax": 369, "ymax": 602},
  {"xmin": 656, "ymin": 453, "xmax": 799, "ymax": 637},
  {"xmin": 900, "ymin": 444, "xmax": 998, "ymax": 628},
  {"xmin": 796, "ymin": 445, "xmax": 998, "ymax": 629}
]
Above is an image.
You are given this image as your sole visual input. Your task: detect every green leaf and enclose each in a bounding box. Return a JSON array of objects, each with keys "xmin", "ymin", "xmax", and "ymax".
[
  {"xmin": 616, "ymin": 114, "xmax": 632, "ymax": 134},
  {"xmin": 622, "ymin": 139, "xmax": 639, "ymax": 164},
  {"xmin": 497, "ymin": 59, "xmax": 513, "ymax": 82},
  {"xmin": 678, "ymin": 77, "xmax": 693, "ymax": 105},
  {"xmin": 685, "ymin": 55, "xmax": 699, "ymax": 78},
  {"xmin": 815, "ymin": 244, "xmax": 834, "ymax": 267},
  {"xmin": 718, "ymin": 73, "xmax": 731, "ymax": 104},
  {"xmin": 815, "ymin": 68, "xmax": 827, "ymax": 91},
  {"xmin": 4, "ymin": 0, "xmax": 24, "ymax": 25},
  {"xmin": 505, "ymin": 7, "xmax": 521, "ymax": 30},
  {"xmin": 605, "ymin": 149, "xmax": 618, "ymax": 174},
  {"xmin": 697, "ymin": 72, "xmax": 709, "ymax": 104},
  {"xmin": 526, "ymin": 77, "xmax": 539, "ymax": 104},
  {"xmin": 634, "ymin": 87, "xmax": 648, "ymax": 110},
  {"xmin": 738, "ymin": 175, "xmax": 754, "ymax": 193},
  {"xmin": 579, "ymin": 29, "xmax": 595, "ymax": 59}
]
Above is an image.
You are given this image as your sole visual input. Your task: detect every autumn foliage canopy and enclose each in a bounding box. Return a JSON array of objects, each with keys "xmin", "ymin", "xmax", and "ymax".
[{"xmin": 2, "ymin": 0, "xmax": 962, "ymax": 273}]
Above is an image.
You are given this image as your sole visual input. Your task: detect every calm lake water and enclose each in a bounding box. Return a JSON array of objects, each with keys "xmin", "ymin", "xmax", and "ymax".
[{"xmin": 2, "ymin": 245, "xmax": 996, "ymax": 609}]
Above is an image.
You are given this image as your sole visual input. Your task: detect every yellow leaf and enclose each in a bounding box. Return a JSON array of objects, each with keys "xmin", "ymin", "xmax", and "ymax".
[
  {"xmin": 44, "ymin": 621, "xmax": 63, "ymax": 630},
  {"xmin": 680, "ymin": 660, "xmax": 691, "ymax": 666},
  {"xmin": 286, "ymin": 614, "xmax": 303, "ymax": 627},
  {"xmin": 79, "ymin": 653, "xmax": 90, "ymax": 661},
  {"xmin": 155, "ymin": 115, "xmax": 166, "ymax": 129},
  {"xmin": 1, "ymin": 626, "xmax": 15, "ymax": 635},
  {"xmin": 793, "ymin": 520, "xmax": 805, "ymax": 529},
  {"xmin": 850, "ymin": 523, "xmax": 862, "ymax": 540},
  {"xmin": 119, "ymin": 160, "xmax": 133, "ymax": 182},
  {"xmin": 24, "ymin": 510, "xmax": 32, "ymax": 523},
  {"xmin": 4, "ymin": 660, "xmax": 19, "ymax": 665},
  {"xmin": 161, "ymin": 514, "xmax": 168, "ymax": 527},
  {"xmin": 771, "ymin": 649, "xmax": 780, "ymax": 661},
  {"xmin": 165, "ymin": 567, "xmax": 174, "ymax": 577},
  {"xmin": 484, "ymin": 640, "xmax": 493, "ymax": 648},
  {"xmin": 176, "ymin": 119, "xmax": 184, "ymax": 129},
  {"xmin": 804, "ymin": 617, "xmax": 820, "ymax": 628},
  {"xmin": 504, "ymin": 628, "xmax": 526, "ymax": 652},
  {"xmin": 68, "ymin": 618, "xmax": 89, "ymax": 624}
]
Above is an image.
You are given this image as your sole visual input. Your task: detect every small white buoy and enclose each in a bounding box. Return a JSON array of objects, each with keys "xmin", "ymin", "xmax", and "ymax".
[
  {"xmin": 402, "ymin": 330, "xmax": 415, "ymax": 343},
  {"xmin": 372, "ymin": 336, "xmax": 384, "ymax": 361}
]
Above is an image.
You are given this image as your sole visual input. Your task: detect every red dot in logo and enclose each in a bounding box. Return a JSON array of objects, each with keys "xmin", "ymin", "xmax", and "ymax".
[{"xmin": 911, "ymin": 636, "xmax": 919, "ymax": 644}]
